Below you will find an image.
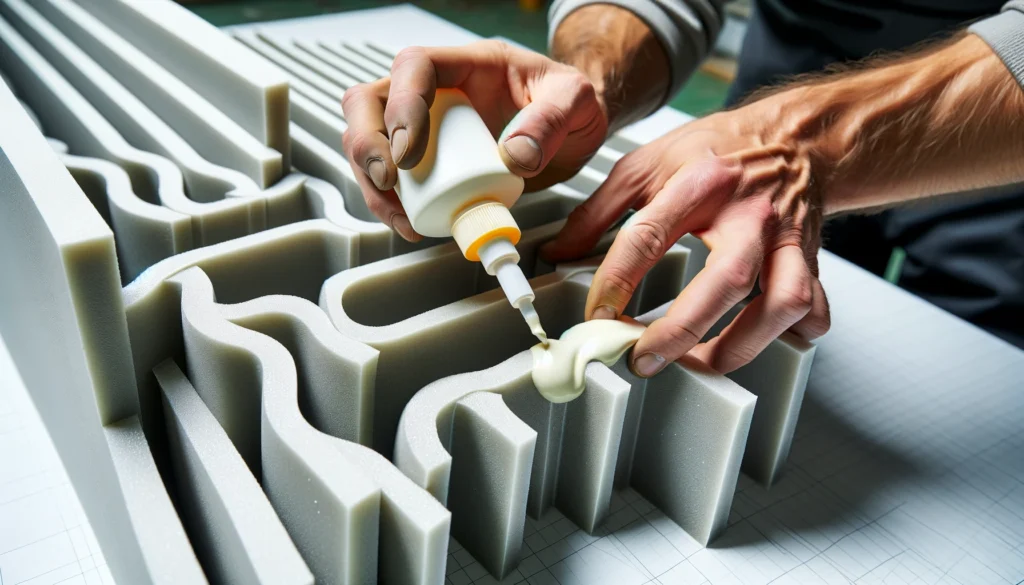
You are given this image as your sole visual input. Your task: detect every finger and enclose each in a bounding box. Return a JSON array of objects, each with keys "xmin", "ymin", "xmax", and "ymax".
[
  {"xmin": 340, "ymin": 79, "xmax": 397, "ymax": 191},
  {"xmin": 498, "ymin": 68, "xmax": 605, "ymax": 178},
  {"xmin": 690, "ymin": 244, "xmax": 813, "ymax": 373},
  {"xmin": 789, "ymin": 275, "xmax": 831, "ymax": 340},
  {"xmin": 629, "ymin": 208, "xmax": 768, "ymax": 377},
  {"xmin": 539, "ymin": 156, "xmax": 650, "ymax": 263},
  {"xmin": 384, "ymin": 46, "xmax": 436, "ymax": 169},
  {"xmin": 583, "ymin": 159, "xmax": 741, "ymax": 321},
  {"xmin": 345, "ymin": 155, "xmax": 422, "ymax": 243}
]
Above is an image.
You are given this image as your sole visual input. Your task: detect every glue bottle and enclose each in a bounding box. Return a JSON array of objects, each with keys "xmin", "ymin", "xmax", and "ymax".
[{"xmin": 395, "ymin": 88, "xmax": 548, "ymax": 344}]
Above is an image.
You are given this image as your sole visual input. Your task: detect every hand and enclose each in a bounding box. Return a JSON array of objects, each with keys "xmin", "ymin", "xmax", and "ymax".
[
  {"xmin": 541, "ymin": 99, "xmax": 832, "ymax": 375},
  {"xmin": 341, "ymin": 40, "xmax": 608, "ymax": 241}
]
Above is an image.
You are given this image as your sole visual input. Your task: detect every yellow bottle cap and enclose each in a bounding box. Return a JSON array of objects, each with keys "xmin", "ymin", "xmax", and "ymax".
[{"xmin": 451, "ymin": 202, "xmax": 521, "ymax": 261}]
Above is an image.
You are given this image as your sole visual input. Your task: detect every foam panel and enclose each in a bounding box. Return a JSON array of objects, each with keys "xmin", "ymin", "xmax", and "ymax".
[
  {"xmin": 0, "ymin": 4, "xmax": 826, "ymax": 584},
  {"xmin": 27, "ymin": 0, "xmax": 283, "ymax": 187},
  {"xmin": 156, "ymin": 359, "xmax": 312, "ymax": 585}
]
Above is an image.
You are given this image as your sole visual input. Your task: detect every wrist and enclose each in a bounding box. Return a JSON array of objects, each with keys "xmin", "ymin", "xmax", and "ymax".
[{"xmin": 552, "ymin": 5, "xmax": 670, "ymax": 132}]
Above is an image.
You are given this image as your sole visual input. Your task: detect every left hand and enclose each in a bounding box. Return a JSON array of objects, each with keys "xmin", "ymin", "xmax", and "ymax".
[{"xmin": 541, "ymin": 99, "xmax": 832, "ymax": 375}]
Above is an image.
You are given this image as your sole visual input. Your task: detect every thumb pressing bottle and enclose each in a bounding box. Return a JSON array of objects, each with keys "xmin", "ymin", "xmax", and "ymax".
[{"xmin": 395, "ymin": 89, "xmax": 548, "ymax": 344}]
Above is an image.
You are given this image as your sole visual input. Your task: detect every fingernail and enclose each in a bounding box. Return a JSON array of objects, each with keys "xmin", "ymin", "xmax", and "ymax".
[
  {"xmin": 503, "ymin": 135, "xmax": 542, "ymax": 171},
  {"xmin": 632, "ymin": 353, "xmax": 666, "ymax": 378},
  {"xmin": 591, "ymin": 305, "xmax": 617, "ymax": 320},
  {"xmin": 367, "ymin": 159, "xmax": 387, "ymax": 190},
  {"xmin": 390, "ymin": 128, "xmax": 408, "ymax": 166},
  {"xmin": 390, "ymin": 213, "xmax": 419, "ymax": 242}
]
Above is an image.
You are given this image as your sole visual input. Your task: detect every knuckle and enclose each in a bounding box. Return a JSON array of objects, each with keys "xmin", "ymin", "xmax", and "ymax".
[
  {"xmin": 623, "ymin": 221, "xmax": 669, "ymax": 265},
  {"xmin": 720, "ymin": 257, "xmax": 759, "ymax": 301},
  {"xmin": 775, "ymin": 280, "xmax": 814, "ymax": 321},
  {"xmin": 391, "ymin": 46, "xmax": 426, "ymax": 70},
  {"xmin": 801, "ymin": 310, "xmax": 832, "ymax": 339},
  {"xmin": 345, "ymin": 133, "xmax": 374, "ymax": 163},
  {"xmin": 600, "ymin": 269, "xmax": 638, "ymax": 302},
  {"xmin": 340, "ymin": 84, "xmax": 368, "ymax": 113},
  {"xmin": 662, "ymin": 319, "xmax": 702, "ymax": 350},
  {"xmin": 364, "ymin": 194, "xmax": 388, "ymax": 219},
  {"xmin": 712, "ymin": 343, "xmax": 759, "ymax": 372}
]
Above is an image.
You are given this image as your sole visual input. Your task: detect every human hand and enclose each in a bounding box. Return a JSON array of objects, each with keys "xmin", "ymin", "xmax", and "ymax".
[
  {"xmin": 541, "ymin": 98, "xmax": 832, "ymax": 375},
  {"xmin": 340, "ymin": 40, "xmax": 608, "ymax": 241}
]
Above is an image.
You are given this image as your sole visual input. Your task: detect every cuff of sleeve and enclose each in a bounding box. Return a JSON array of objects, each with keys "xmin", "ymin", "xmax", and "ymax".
[
  {"xmin": 548, "ymin": 0, "xmax": 705, "ymax": 109},
  {"xmin": 969, "ymin": 7, "xmax": 1024, "ymax": 90}
]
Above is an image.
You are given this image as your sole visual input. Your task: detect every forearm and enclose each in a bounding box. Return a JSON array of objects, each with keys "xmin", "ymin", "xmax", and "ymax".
[
  {"xmin": 548, "ymin": 0, "xmax": 725, "ymax": 131},
  {"xmin": 756, "ymin": 34, "xmax": 1024, "ymax": 215},
  {"xmin": 551, "ymin": 5, "xmax": 669, "ymax": 131}
]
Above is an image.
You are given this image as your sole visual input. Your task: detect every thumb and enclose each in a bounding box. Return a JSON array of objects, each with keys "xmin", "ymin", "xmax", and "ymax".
[{"xmin": 498, "ymin": 70, "xmax": 605, "ymax": 178}]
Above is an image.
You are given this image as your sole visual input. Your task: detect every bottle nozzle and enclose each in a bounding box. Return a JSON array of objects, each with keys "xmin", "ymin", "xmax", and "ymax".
[{"xmin": 518, "ymin": 299, "xmax": 549, "ymax": 346}]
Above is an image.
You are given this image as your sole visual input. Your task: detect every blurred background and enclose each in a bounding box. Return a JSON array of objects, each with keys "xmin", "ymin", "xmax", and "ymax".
[{"xmin": 181, "ymin": 0, "xmax": 752, "ymax": 117}]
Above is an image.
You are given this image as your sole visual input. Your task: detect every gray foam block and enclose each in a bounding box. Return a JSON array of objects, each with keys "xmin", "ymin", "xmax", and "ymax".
[
  {"xmin": 75, "ymin": 0, "xmax": 290, "ymax": 163},
  {"xmin": 105, "ymin": 415, "xmax": 209, "ymax": 584},
  {"xmin": 448, "ymin": 391, "xmax": 536, "ymax": 578},
  {"xmin": 0, "ymin": 12, "xmax": 274, "ymax": 248},
  {"xmin": 0, "ymin": 0, "xmax": 261, "ymax": 202},
  {"xmin": 0, "ymin": 79, "xmax": 194, "ymax": 584},
  {"xmin": 155, "ymin": 358, "xmax": 314, "ymax": 585},
  {"xmin": 627, "ymin": 356, "xmax": 756, "ymax": 545},
  {"xmin": 173, "ymin": 267, "xmax": 450, "ymax": 585},
  {"xmin": 705, "ymin": 303, "xmax": 817, "ymax": 486},
  {"xmin": 26, "ymin": 0, "xmax": 283, "ymax": 187},
  {"xmin": 63, "ymin": 153, "xmax": 192, "ymax": 282},
  {"xmin": 122, "ymin": 219, "xmax": 358, "ymax": 444},
  {"xmin": 396, "ymin": 352, "xmax": 636, "ymax": 577}
]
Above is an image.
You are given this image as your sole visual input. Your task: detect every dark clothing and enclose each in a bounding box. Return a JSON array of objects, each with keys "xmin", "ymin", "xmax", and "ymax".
[
  {"xmin": 758, "ymin": 0, "xmax": 1006, "ymax": 59},
  {"xmin": 728, "ymin": 1, "xmax": 1024, "ymax": 348}
]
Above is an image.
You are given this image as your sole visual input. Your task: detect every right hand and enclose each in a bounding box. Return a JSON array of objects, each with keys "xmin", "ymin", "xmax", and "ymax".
[{"xmin": 341, "ymin": 40, "xmax": 609, "ymax": 241}]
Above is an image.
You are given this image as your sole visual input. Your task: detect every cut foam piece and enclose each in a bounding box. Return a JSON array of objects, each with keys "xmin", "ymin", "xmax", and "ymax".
[
  {"xmin": 233, "ymin": 30, "xmax": 348, "ymax": 132},
  {"xmin": 155, "ymin": 359, "xmax": 313, "ymax": 585},
  {"xmin": 173, "ymin": 267, "xmax": 450, "ymax": 585},
  {"xmin": 294, "ymin": 39, "xmax": 380, "ymax": 84},
  {"xmin": 0, "ymin": 0, "xmax": 261, "ymax": 203},
  {"xmin": 396, "ymin": 351, "xmax": 632, "ymax": 577},
  {"xmin": 64, "ymin": 153, "xmax": 193, "ymax": 282},
  {"xmin": 629, "ymin": 356, "xmax": 756, "ymax": 545},
  {"xmin": 259, "ymin": 32, "xmax": 361, "ymax": 91},
  {"xmin": 448, "ymin": 390, "xmax": 536, "ymax": 578},
  {"xmin": 0, "ymin": 79, "xmax": 179, "ymax": 583},
  {"xmin": 319, "ymin": 41, "xmax": 391, "ymax": 79},
  {"xmin": 105, "ymin": 415, "xmax": 210, "ymax": 584},
  {"xmin": 74, "ymin": 0, "xmax": 290, "ymax": 162},
  {"xmin": 122, "ymin": 219, "xmax": 358, "ymax": 441},
  {"xmin": 30, "ymin": 0, "xmax": 283, "ymax": 187},
  {"xmin": 0, "ymin": 14, "xmax": 271, "ymax": 248},
  {"xmin": 172, "ymin": 267, "xmax": 380, "ymax": 585},
  {"xmin": 705, "ymin": 303, "xmax": 817, "ymax": 486}
]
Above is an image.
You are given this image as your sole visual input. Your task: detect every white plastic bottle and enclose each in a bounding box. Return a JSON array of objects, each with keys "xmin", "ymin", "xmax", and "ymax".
[{"xmin": 395, "ymin": 88, "xmax": 548, "ymax": 344}]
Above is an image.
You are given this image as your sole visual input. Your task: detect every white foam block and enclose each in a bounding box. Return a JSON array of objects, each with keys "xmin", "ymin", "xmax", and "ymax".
[
  {"xmin": 76, "ymin": 0, "xmax": 290, "ymax": 161},
  {"xmin": 156, "ymin": 359, "xmax": 313, "ymax": 585},
  {"xmin": 29, "ymin": 0, "xmax": 283, "ymax": 187},
  {"xmin": 174, "ymin": 267, "xmax": 450, "ymax": 585},
  {"xmin": 0, "ymin": 79, "xmax": 185, "ymax": 583}
]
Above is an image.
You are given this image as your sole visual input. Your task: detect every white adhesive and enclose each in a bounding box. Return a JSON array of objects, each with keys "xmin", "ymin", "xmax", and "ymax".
[{"xmin": 531, "ymin": 320, "xmax": 646, "ymax": 403}]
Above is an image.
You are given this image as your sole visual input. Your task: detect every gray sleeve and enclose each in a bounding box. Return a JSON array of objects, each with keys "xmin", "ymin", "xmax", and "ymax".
[
  {"xmin": 548, "ymin": 0, "xmax": 726, "ymax": 107},
  {"xmin": 968, "ymin": 0, "xmax": 1024, "ymax": 88}
]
